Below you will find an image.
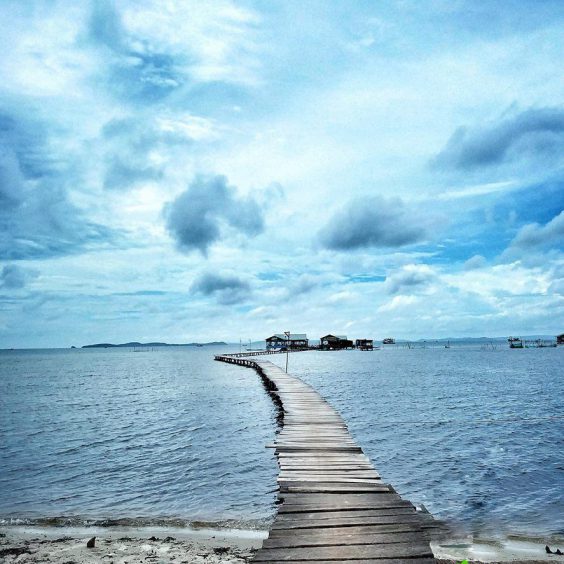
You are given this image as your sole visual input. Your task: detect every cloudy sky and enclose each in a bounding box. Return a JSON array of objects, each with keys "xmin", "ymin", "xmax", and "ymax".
[{"xmin": 1, "ymin": 0, "xmax": 563, "ymax": 347}]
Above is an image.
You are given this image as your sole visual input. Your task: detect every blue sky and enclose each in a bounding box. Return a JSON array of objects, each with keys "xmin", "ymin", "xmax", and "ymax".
[{"xmin": 0, "ymin": 0, "xmax": 563, "ymax": 347}]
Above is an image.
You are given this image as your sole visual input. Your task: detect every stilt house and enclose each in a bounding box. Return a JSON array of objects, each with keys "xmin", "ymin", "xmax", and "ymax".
[{"xmin": 266, "ymin": 333, "xmax": 308, "ymax": 350}]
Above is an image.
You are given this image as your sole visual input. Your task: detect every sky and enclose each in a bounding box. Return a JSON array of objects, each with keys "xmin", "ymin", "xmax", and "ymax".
[{"xmin": 0, "ymin": 0, "xmax": 563, "ymax": 347}]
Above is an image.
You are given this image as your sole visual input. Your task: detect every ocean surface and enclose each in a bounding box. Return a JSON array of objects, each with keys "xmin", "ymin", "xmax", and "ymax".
[
  {"xmin": 0, "ymin": 346, "xmax": 279, "ymax": 529},
  {"xmin": 1, "ymin": 344, "xmax": 563, "ymax": 542}
]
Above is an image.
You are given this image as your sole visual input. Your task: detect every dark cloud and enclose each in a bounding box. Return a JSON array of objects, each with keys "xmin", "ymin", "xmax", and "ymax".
[
  {"xmin": 318, "ymin": 196, "xmax": 426, "ymax": 251},
  {"xmin": 104, "ymin": 157, "xmax": 162, "ymax": 190},
  {"xmin": 191, "ymin": 272, "xmax": 250, "ymax": 305},
  {"xmin": 112, "ymin": 290, "xmax": 167, "ymax": 297},
  {"xmin": 510, "ymin": 210, "xmax": 564, "ymax": 249},
  {"xmin": 0, "ymin": 264, "xmax": 38, "ymax": 289},
  {"xmin": 164, "ymin": 175, "xmax": 265, "ymax": 255},
  {"xmin": 385, "ymin": 264, "xmax": 435, "ymax": 294},
  {"xmin": 0, "ymin": 109, "xmax": 115, "ymax": 260},
  {"xmin": 87, "ymin": 1, "xmax": 182, "ymax": 103},
  {"xmin": 285, "ymin": 273, "xmax": 337, "ymax": 298},
  {"xmin": 433, "ymin": 107, "xmax": 564, "ymax": 170},
  {"xmin": 100, "ymin": 116, "xmax": 195, "ymax": 190}
]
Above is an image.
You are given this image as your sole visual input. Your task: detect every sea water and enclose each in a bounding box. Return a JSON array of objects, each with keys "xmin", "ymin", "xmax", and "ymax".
[
  {"xmin": 270, "ymin": 345, "xmax": 564, "ymax": 541},
  {"xmin": 1, "ymin": 344, "xmax": 563, "ymax": 543},
  {"xmin": 0, "ymin": 346, "xmax": 278, "ymax": 529}
]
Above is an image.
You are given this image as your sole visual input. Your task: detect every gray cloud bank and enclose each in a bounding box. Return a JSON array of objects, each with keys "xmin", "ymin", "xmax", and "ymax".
[
  {"xmin": 319, "ymin": 196, "xmax": 426, "ymax": 251},
  {"xmin": 88, "ymin": 0, "xmax": 183, "ymax": 104},
  {"xmin": 0, "ymin": 264, "xmax": 38, "ymax": 289},
  {"xmin": 165, "ymin": 175, "xmax": 265, "ymax": 255},
  {"xmin": 191, "ymin": 272, "xmax": 250, "ymax": 305},
  {"xmin": 0, "ymin": 110, "xmax": 115, "ymax": 260},
  {"xmin": 433, "ymin": 107, "xmax": 564, "ymax": 170},
  {"xmin": 511, "ymin": 210, "xmax": 564, "ymax": 249},
  {"xmin": 101, "ymin": 115, "xmax": 195, "ymax": 191}
]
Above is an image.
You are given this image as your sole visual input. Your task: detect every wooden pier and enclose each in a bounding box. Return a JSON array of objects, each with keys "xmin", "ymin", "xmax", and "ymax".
[{"xmin": 215, "ymin": 354, "xmax": 438, "ymax": 563}]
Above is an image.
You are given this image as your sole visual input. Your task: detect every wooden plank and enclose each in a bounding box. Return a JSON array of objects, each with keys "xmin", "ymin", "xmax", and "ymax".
[
  {"xmin": 278, "ymin": 470, "xmax": 379, "ymax": 475},
  {"xmin": 279, "ymin": 478, "xmax": 383, "ymax": 485},
  {"xmin": 274, "ymin": 447, "xmax": 362, "ymax": 452},
  {"xmin": 279, "ymin": 484, "xmax": 391, "ymax": 494},
  {"xmin": 278, "ymin": 470, "xmax": 380, "ymax": 476},
  {"xmin": 272, "ymin": 517, "xmax": 424, "ymax": 530},
  {"xmin": 278, "ymin": 468, "xmax": 378, "ymax": 473},
  {"xmin": 268, "ymin": 523, "xmax": 425, "ymax": 537},
  {"xmin": 278, "ymin": 452, "xmax": 367, "ymax": 456},
  {"xmin": 277, "ymin": 462, "xmax": 375, "ymax": 467},
  {"xmin": 250, "ymin": 559, "xmax": 436, "ymax": 564},
  {"xmin": 262, "ymin": 531, "xmax": 425, "ymax": 549},
  {"xmin": 273, "ymin": 509, "xmax": 419, "ymax": 522},
  {"xmin": 280, "ymin": 493, "xmax": 403, "ymax": 504},
  {"xmin": 253, "ymin": 543, "xmax": 434, "ymax": 561}
]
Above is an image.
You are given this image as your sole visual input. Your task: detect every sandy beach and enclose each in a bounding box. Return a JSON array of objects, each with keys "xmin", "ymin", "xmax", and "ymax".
[
  {"xmin": 0, "ymin": 526, "xmax": 266, "ymax": 564},
  {"xmin": 2, "ymin": 526, "xmax": 563, "ymax": 564}
]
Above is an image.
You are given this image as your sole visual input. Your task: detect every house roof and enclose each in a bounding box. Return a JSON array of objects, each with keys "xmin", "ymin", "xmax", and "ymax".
[
  {"xmin": 320, "ymin": 334, "xmax": 348, "ymax": 340},
  {"xmin": 266, "ymin": 333, "xmax": 308, "ymax": 340}
]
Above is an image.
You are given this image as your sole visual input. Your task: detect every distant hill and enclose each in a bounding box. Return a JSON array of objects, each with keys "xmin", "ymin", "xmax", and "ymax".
[
  {"xmin": 405, "ymin": 335, "xmax": 558, "ymax": 343},
  {"xmin": 82, "ymin": 341, "xmax": 227, "ymax": 348}
]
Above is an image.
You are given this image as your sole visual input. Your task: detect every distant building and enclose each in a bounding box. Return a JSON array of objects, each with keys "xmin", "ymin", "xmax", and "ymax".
[
  {"xmin": 355, "ymin": 339, "xmax": 374, "ymax": 350},
  {"xmin": 266, "ymin": 333, "xmax": 308, "ymax": 350},
  {"xmin": 320, "ymin": 334, "xmax": 354, "ymax": 350},
  {"xmin": 557, "ymin": 333, "xmax": 564, "ymax": 345}
]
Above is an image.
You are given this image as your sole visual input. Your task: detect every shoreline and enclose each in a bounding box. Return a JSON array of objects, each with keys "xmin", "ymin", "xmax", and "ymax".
[{"xmin": 2, "ymin": 524, "xmax": 563, "ymax": 563}]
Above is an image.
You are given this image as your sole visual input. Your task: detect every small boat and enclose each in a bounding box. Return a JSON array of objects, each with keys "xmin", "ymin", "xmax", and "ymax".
[
  {"xmin": 508, "ymin": 337, "xmax": 523, "ymax": 349},
  {"xmin": 382, "ymin": 338, "xmax": 395, "ymax": 345}
]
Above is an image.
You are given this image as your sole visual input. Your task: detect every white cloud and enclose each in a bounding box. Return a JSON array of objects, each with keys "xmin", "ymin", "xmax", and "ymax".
[
  {"xmin": 384, "ymin": 264, "xmax": 436, "ymax": 294},
  {"xmin": 444, "ymin": 262, "xmax": 551, "ymax": 297},
  {"xmin": 378, "ymin": 295, "xmax": 419, "ymax": 312}
]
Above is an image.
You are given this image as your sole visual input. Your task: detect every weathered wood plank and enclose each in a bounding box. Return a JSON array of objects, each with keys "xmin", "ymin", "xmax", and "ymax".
[
  {"xmin": 279, "ymin": 484, "xmax": 392, "ymax": 494},
  {"xmin": 273, "ymin": 509, "xmax": 419, "ymax": 523},
  {"xmin": 268, "ymin": 523, "xmax": 425, "ymax": 537},
  {"xmin": 253, "ymin": 542, "xmax": 434, "ymax": 561},
  {"xmin": 250, "ymin": 559, "xmax": 436, "ymax": 564},
  {"xmin": 262, "ymin": 531, "xmax": 425, "ymax": 549},
  {"xmin": 280, "ymin": 480, "xmax": 382, "ymax": 486},
  {"xmin": 283, "ymin": 493, "xmax": 411, "ymax": 508}
]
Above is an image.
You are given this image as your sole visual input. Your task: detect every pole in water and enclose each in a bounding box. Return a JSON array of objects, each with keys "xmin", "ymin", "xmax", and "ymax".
[{"xmin": 284, "ymin": 331, "xmax": 290, "ymax": 373}]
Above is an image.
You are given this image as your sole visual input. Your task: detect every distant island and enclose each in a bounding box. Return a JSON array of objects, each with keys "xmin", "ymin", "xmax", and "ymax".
[{"xmin": 82, "ymin": 341, "xmax": 227, "ymax": 348}]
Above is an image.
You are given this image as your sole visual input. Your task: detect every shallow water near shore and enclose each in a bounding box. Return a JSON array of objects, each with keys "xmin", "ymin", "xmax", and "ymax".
[{"xmin": 1, "ymin": 344, "xmax": 563, "ymax": 551}]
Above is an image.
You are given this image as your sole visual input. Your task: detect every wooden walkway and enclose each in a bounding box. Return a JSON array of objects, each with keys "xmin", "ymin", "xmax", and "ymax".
[{"xmin": 215, "ymin": 354, "xmax": 438, "ymax": 564}]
